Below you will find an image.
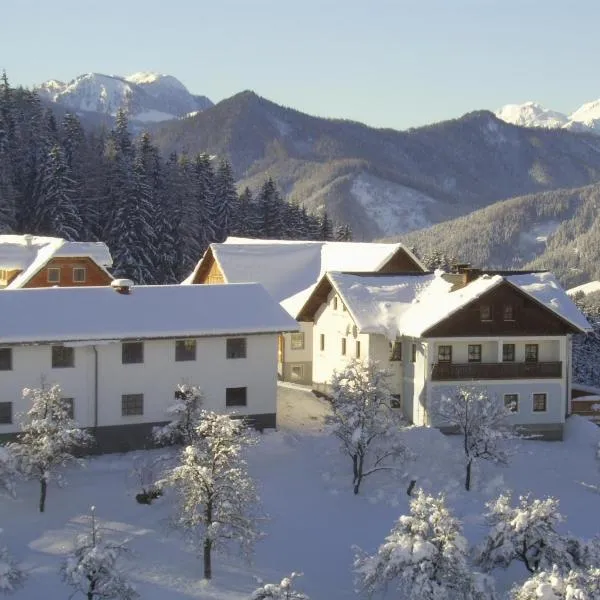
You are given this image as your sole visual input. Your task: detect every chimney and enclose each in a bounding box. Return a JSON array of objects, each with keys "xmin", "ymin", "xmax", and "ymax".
[
  {"xmin": 442, "ymin": 264, "xmax": 482, "ymax": 290},
  {"xmin": 23, "ymin": 234, "xmax": 33, "ymax": 247},
  {"xmin": 111, "ymin": 278, "xmax": 134, "ymax": 295}
]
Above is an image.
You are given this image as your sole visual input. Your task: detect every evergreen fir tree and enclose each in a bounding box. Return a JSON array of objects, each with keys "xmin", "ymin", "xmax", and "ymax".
[
  {"xmin": 213, "ymin": 158, "xmax": 237, "ymax": 242},
  {"xmin": 335, "ymin": 223, "xmax": 352, "ymax": 241},
  {"xmin": 319, "ymin": 210, "xmax": 334, "ymax": 241},
  {"xmin": 258, "ymin": 177, "xmax": 285, "ymax": 238},
  {"xmin": 234, "ymin": 187, "xmax": 261, "ymax": 238}
]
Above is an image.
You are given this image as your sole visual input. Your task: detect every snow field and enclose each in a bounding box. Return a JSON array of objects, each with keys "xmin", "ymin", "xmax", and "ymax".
[{"xmin": 1, "ymin": 401, "xmax": 599, "ymax": 599}]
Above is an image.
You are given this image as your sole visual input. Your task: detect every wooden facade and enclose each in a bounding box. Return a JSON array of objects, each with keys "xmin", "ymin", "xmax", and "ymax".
[
  {"xmin": 190, "ymin": 248, "xmax": 225, "ymax": 284},
  {"xmin": 423, "ymin": 281, "xmax": 579, "ymax": 337},
  {"xmin": 431, "ymin": 361, "xmax": 563, "ymax": 381},
  {"xmin": 378, "ymin": 248, "xmax": 424, "ymax": 273},
  {"xmin": 22, "ymin": 257, "xmax": 112, "ymax": 288}
]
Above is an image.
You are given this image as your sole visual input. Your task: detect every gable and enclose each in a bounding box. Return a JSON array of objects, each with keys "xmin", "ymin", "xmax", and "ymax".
[
  {"xmin": 422, "ymin": 281, "xmax": 579, "ymax": 337},
  {"xmin": 378, "ymin": 248, "xmax": 426, "ymax": 273},
  {"xmin": 191, "ymin": 249, "xmax": 226, "ymax": 285},
  {"xmin": 22, "ymin": 256, "xmax": 112, "ymax": 288}
]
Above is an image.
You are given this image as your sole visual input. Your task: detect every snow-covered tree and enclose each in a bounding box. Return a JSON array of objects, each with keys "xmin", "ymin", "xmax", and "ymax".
[
  {"xmin": 0, "ymin": 447, "xmax": 18, "ymax": 499},
  {"xmin": 250, "ymin": 573, "xmax": 309, "ymax": 599},
  {"xmin": 355, "ymin": 489, "xmax": 493, "ymax": 600},
  {"xmin": 8, "ymin": 384, "xmax": 93, "ymax": 512},
  {"xmin": 160, "ymin": 412, "xmax": 261, "ymax": 580},
  {"xmin": 476, "ymin": 493, "xmax": 577, "ymax": 574},
  {"xmin": 327, "ymin": 359, "xmax": 409, "ymax": 494},
  {"xmin": 0, "ymin": 531, "xmax": 26, "ymax": 595},
  {"xmin": 61, "ymin": 506, "xmax": 138, "ymax": 600},
  {"xmin": 511, "ymin": 565, "xmax": 600, "ymax": 600},
  {"xmin": 153, "ymin": 384, "xmax": 205, "ymax": 446},
  {"xmin": 434, "ymin": 386, "xmax": 518, "ymax": 491}
]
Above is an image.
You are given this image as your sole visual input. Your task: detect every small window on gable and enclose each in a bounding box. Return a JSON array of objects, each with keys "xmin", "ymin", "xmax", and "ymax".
[
  {"xmin": 290, "ymin": 332, "xmax": 305, "ymax": 350},
  {"xmin": 525, "ymin": 344, "xmax": 539, "ymax": 363},
  {"xmin": 73, "ymin": 267, "xmax": 87, "ymax": 283},
  {"xmin": 504, "ymin": 394, "xmax": 518, "ymax": 413},
  {"xmin": 438, "ymin": 345, "xmax": 452, "ymax": 363},
  {"xmin": 356, "ymin": 340, "xmax": 361, "ymax": 358},
  {"xmin": 468, "ymin": 344, "xmax": 482, "ymax": 363},
  {"xmin": 226, "ymin": 338, "xmax": 247, "ymax": 359},
  {"xmin": 226, "ymin": 386, "xmax": 247, "ymax": 407},
  {"xmin": 480, "ymin": 304, "xmax": 492, "ymax": 321},
  {"xmin": 503, "ymin": 304, "xmax": 515, "ymax": 321},
  {"xmin": 320, "ymin": 334, "xmax": 325, "ymax": 352},
  {"xmin": 175, "ymin": 339, "xmax": 196, "ymax": 361},
  {"xmin": 62, "ymin": 397, "xmax": 74, "ymax": 419},
  {"xmin": 52, "ymin": 345, "xmax": 74, "ymax": 368},
  {"xmin": 389, "ymin": 341, "xmax": 402, "ymax": 362},
  {"xmin": 411, "ymin": 343, "xmax": 417, "ymax": 363},
  {"xmin": 0, "ymin": 348, "xmax": 12, "ymax": 371},
  {"xmin": 0, "ymin": 402, "xmax": 12, "ymax": 424},
  {"xmin": 502, "ymin": 343, "xmax": 515, "ymax": 362},
  {"xmin": 341, "ymin": 338, "xmax": 346, "ymax": 356},
  {"xmin": 533, "ymin": 393, "xmax": 547, "ymax": 412},
  {"xmin": 47, "ymin": 267, "xmax": 60, "ymax": 284},
  {"xmin": 122, "ymin": 342, "xmax": 144, "ymax": 364},
  {"xmin": 333, "ymin": 296, "xmax": 338, "ymax": 310}
]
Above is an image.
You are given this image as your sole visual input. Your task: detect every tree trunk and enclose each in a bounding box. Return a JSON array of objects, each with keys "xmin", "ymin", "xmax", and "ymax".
[
  {"xmin": 39, "ymin": 477, "xmax": 47, "ymax": 513},
  {"xmin": 352, "ymin": 454, "xmax": 358, "ymax": 487},
  {"xmin": 465, "ymin": 459, "xmax": 472, "ymax": 491},
  {"xmin": 353, "ymin": 453, "xmax": 364, "ymax": 495},
  {"xmin": 203, "ymin": 500, "xmax": 213, "ymax": 579},
  {"xmin": 88, "ymin": 573, "xmax": 96, "ymax": 599}
]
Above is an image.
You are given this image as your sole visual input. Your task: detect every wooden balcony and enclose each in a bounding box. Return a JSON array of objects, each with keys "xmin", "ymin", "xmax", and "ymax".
[{"xmin": 431, "ymin": 361, "xmax": 562, "ymax": 381}]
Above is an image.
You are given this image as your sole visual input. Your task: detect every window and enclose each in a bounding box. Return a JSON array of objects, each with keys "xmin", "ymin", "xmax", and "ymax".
[
  {"xmin": 342, "ymin": 303, "xmax": 347, "ymax": 312},
  {"xmin": 121, "ymin": 394, "xmax": 144, "ymax": 416},
  {"xmin": 503, "ymin": 304, "xmax": 515, "ymax": 321},
  {"xmin": 175, "ymin": 339, "xmax": 196, "ymax": 361},
  {"xmin": 525, "ymin": 344, "xmax": 539, "ymax": 363},
  {"xmin": 226, "ymin": 386, "xmax": 247, "ymax": 407},
  {"xmin": 122, "ymin": 342, "xmax": 144, "ymax": 364},
  {"xmin": 290, "ymin": 365, "xmax": 304, "ymax": 380},
  {"xmin": 341, "ymin": 338, "xmax": 346, "ymax": 356},
  {"xmin": 480, "ymin": 304, "xmax": 492, "ymax": 321},
  {"xmin": 320, "ymin": 334, "xmax": 325, "ymax": 352},
  {"xmin": 504, "ymin": 394, "xmax": 518, "ymax": 413},
  {"xmin": 62, "ymin": 397, "xmax": 74, "ymax": 419},
  {"xmin": 356, "ymin": 340, "xmax": 361, "ymax": 358},
  {"xmin": 52, "ymin": 345, "xmax": 74, "ymax": 368},
  {"xmin": 0, "ymin": 348, "xmax": 12, "ymax": 371},
  {"xmin": 389, "ymin": 341, "xmax": 402, "ymax": 362},
  {"xmin": 533, "ymin": 393, "xmax": 547, "ymax": 412},
  {"xmin": 333, "ymin": 296, "xmax": 338, "ymax": 310},
  {"xmin": 438, "ymin": 345, "xmax": 452, "ymax": 363},
  {"xmin": 47, "ymin": 267, "xmax": 60, "ymax": 283},
  {"xmin": 468, "ymin": 344, "xmax": 482, "ymax": 363},
  {"xmin": 0, "ymin": 402, "xmax": 11, "ymax": 424},
  {"xmin": 411, "ymin": 343, "xmax": 417, "ymax": 363},
  {"xmin": 290, "ymin": 332, "xmax": 305, "ymax": 350},
  {"xmin": 390, "ymin": 394, "xmax": 401, "ymax": 409},
  {"xmin": 72, "ymin": 267, "xmax": 87, "ymax": 283},
  {"xmin": 226, "ymin": 338, "xmax": 247, "ymax": 359},
  {"xmin": 502, "ymin": 343, "xmax": 515, "ymax": 362}
]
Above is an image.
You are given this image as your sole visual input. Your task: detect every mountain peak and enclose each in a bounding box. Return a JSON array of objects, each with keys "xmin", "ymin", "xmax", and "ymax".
[{"xmin": 495, "ymin": 102, "xmax": 568, "ymax": 129}]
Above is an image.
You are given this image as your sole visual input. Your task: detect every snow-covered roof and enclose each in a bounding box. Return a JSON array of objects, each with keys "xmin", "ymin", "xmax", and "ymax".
[
  {"xmin": 183, "ymin": 237, "xmax": 425, "ymax": 316},
  {"xmin": 0, "ymin": 235, "xmax": 113, "ymax": 289},
  {"xmin": 0, "ymin": 283, "xmax": 298, "ymax": 345},
  {"xmin": 567, "ymin": 281, "xmax": 600, "ymax": 296},
  {"xmin": 305, "ymin": 271, "xmax": 591, "ymax": 339}
]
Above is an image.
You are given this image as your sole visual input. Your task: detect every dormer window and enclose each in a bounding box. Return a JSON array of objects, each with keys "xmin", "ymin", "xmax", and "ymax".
[
  {"xmin": 480, "ymin": 304, "xmax": 492, "ymax": 321},
  {"xmin": 47, "ymin": 267, "xmax": 60, "ymax": 284}
]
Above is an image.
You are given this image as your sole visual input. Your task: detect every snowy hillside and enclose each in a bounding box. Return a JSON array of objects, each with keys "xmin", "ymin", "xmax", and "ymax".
[
  {"xmin": 2, "ymin": 387, "xmax": 599, "ymax": 599},
  {"xmin": 496, "ymin": 97, "xmax": 600, "ymax": 134},
  {"xmin": 36, "ymin": 72, "xmax": 212, "ymax": 124}
]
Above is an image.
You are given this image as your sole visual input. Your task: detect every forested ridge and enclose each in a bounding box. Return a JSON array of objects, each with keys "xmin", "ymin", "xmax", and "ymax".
[{"xmin": 0, "ymin": 74, "xmax": 348, "ymax": 284}]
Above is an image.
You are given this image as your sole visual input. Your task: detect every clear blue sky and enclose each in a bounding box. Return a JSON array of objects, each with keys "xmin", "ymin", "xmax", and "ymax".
[{"xmin": 2, "ymin": 0, "xmax": 599, "ymax": 130}]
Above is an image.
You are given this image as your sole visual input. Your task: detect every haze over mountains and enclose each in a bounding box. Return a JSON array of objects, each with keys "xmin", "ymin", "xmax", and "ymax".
[{"xmin": 33, "ymin": 71, "xmax": 600, "ymax": 283}]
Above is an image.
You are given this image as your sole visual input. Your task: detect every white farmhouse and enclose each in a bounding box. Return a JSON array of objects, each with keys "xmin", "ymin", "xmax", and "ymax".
[
  {"xmin": 183, "ymin": 237, "xmax": 425, "ymax": 385},
  {"xmin": 0, "ymin": 281, "xmax": 298, "ymax": 452},
  {"xmin": 297, "ymin": 269, "xmax": 592, "ymax": 440}
]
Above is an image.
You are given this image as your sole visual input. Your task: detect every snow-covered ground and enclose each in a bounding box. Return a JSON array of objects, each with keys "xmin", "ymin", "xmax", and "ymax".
[{"xmin": 2, "ymin": 386, "xmax": 599, "ymax": 599}]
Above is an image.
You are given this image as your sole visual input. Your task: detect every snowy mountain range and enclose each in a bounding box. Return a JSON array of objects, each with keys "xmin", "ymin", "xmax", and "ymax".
[
  {"xmin": 36, "ymin": 72, "xmax": 213, "ymax": 124},
  {"xmin": 496, "ymin": 99, "xmax": 600, "ymax": 134}
]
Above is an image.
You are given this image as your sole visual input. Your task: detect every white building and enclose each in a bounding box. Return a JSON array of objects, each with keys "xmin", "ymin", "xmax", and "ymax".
[
  {"xmin": 183, "ymin": 237, "xmax": 425, "ymax": 385},
  {"xmin": 0, "ymin": 281, "xmax": 298, "ymax": 452},
  {"xmin": 297, "ymin": 269, "xmax": 592, "ymax": 440}
]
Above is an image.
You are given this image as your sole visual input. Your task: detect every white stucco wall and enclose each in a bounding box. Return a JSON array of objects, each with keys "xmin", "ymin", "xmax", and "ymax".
[
  {"xmin": 0, "ymin": 333, "xmax": 279, "ymax": 434},
  {"xmin": 312, "ymin": 290, "xmax": 368, "ymax": 386},
  {"xmin": 431, "ymin": 339, "xmax": 561, "ymax": 363}
]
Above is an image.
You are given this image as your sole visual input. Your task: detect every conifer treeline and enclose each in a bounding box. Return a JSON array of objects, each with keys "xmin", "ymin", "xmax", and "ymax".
[{"xmin": 0, "ymin": 74, "xmax": 351, "ymax": 284}]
